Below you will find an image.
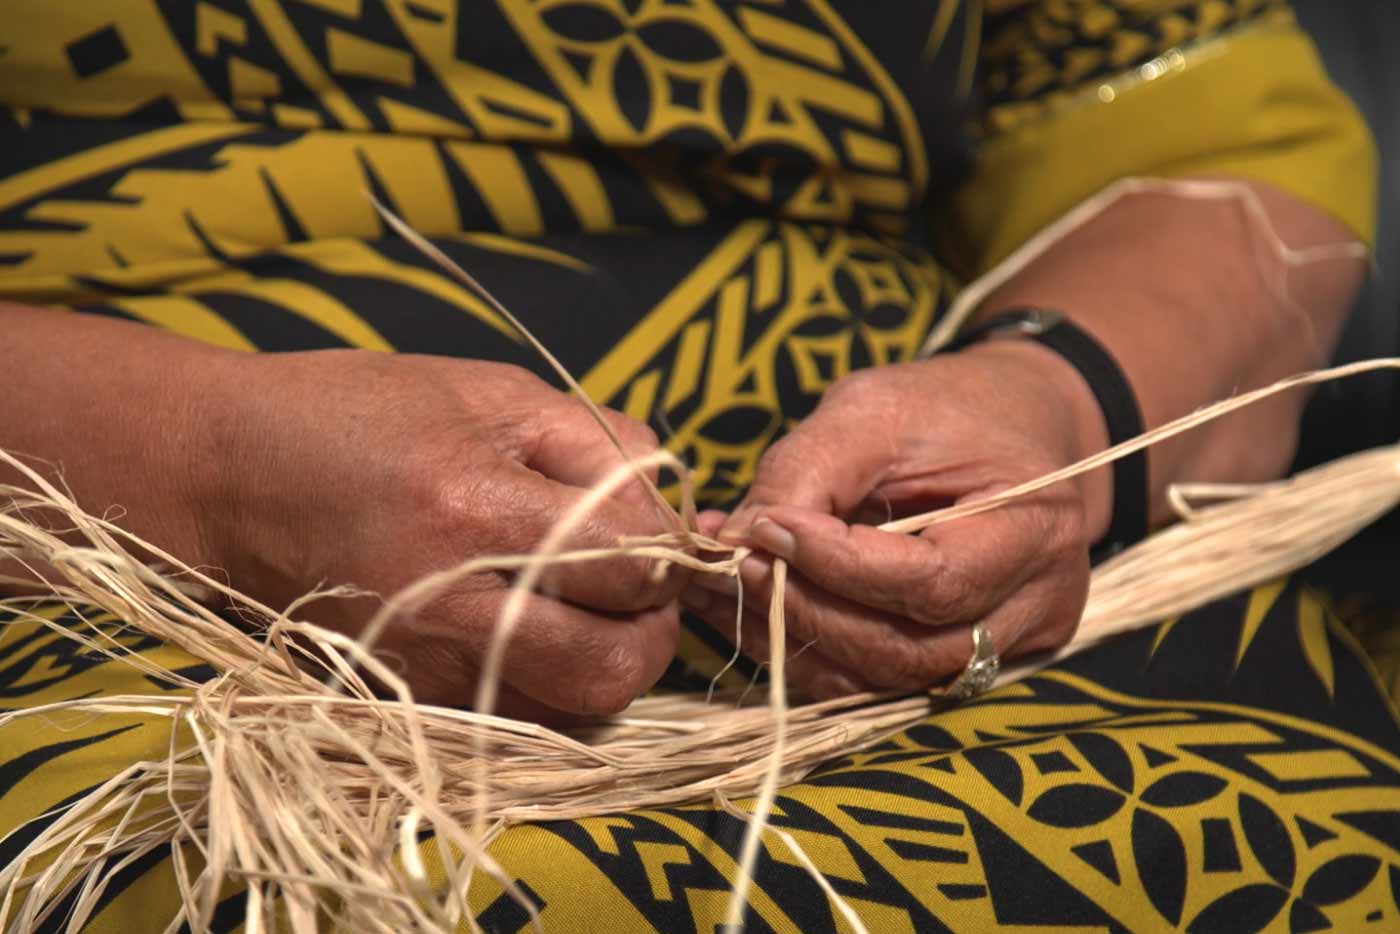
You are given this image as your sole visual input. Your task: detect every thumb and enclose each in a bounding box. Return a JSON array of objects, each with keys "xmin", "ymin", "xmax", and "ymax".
[{"xmin": 720, "ymin": 412, "xmax": 893, "ymax": 542}]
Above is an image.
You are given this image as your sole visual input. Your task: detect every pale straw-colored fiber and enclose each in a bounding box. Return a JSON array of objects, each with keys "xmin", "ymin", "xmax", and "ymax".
[{"xmin": 0, "ymin": 181, "xmax": 1392, "ymax": 933}]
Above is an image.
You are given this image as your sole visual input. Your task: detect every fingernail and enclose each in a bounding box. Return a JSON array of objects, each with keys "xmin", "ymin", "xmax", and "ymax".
[
  {"xmin": 718, "ymin": 505, "xmax": 763, "ymax": 543},
  {"xmin": 750, "ymin": 518, "xmax": 796, "ymax": 560},
  {"xmin": 681, "ymin": 583, "xmax": 712, "ymax": 612}
]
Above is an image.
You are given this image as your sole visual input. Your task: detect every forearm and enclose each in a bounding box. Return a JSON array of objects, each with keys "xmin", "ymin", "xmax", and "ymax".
[
  {"xmin": 971, "ymin": 179, "xmax": 1367, "ymax": 539},
  {"xmin": 0, "ymin": 304, "xmax": 238, "ymax": 577}
]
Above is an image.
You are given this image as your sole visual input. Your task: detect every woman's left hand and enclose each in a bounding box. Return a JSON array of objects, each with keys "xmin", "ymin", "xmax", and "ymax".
[{"xmin": 684, "ymin": 339, "xmax": 1116, "ymax": 698}]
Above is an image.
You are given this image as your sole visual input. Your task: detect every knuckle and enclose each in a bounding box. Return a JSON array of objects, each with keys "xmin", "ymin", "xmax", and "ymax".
[
  {"xmin": 548, "ymin": 529, "xmax": 667, "ymax": 610},
  {"xmin": 1048, "ymin": 611, "xmax": 1079, "ymax": 645},
  {"xmin": 828, "ymin": 367, "xmax": 879, "ymax": 399},
  {"xmin": 492, "ymin": 361, "xmax": 544, "ymax": 391},
  {"xmin": 417, "ymin": 471, "xmax": 484, "ymax": 545},
  {"xmin": 848, "ymin": 550, "xmax": 910, "ymax": 616},
  {"xmin": 1057, "ymin": 500, "xmax": 1088, "ymax": 549},
  {"xmin": 912, "ymin": 555, "xmax": 976, "ymax": 624},
  {"xmin": 401, "ymin": 636, "xmax": 474, "ymax": 706},
  {"xmin": 470, "ymin": 470, "xmax": 547, "ymax": 551},
  {"xmin": 753, "ymin": 433, "xmax": 820, "ymax": 492},
  {"xmin": 476, "ymin": 363, "xmax": 548, "ymax": 414},
  {"xmin": 758, "ymin": 434, "xmax": 800, "ymax": 473},
  {"xmin": 1019, "ymin": 612, "xmax": 1074, "ymax": 654},
  {"xmin": 576, "ymin": 639, "xmax": 646, "ymax": 714},
  {"xmin": 616, "ymin": 416, "xmax": 661, "ymax": 453},
  {"xmin": 1027, "ymin": 491, "xmax": 1087, "ymax": 558},
  {"xmin": 414, "ymin": 436, "xmax": 518, "ymax": 525},
  {"xmin": 588, "ymin": 406, "xmax": 659, "ymax": 455},
  {"xmin": 642, "ymin": 607, "xmax": 682, "ymax": 677},
  {"xmin": 611, "ymin": 557, "xmax": 668, "ymax": 609},
  {"xmin": 824, "ymin": 367, "xmax": 906, "ymax": 417},
  {"xmin": 655, "ymin": 563, "xmax": 692, "ymax": 605},
  {"xmin": 577, "ymin": 680, "xmax": 633, "ymax": 716},
  {"xmin": 1048, "ymin": 589, "xmax": 1087, "ymax": 644}
]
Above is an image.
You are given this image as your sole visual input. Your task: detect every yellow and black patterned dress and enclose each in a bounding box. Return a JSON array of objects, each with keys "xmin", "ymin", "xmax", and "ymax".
[{"xmin": 2, "ymin": 2, "xmax": 1397, "ymax": 931}]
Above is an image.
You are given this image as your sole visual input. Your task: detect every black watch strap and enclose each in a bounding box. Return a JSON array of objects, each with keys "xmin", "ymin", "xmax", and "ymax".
[{"xmin": 943, "ymin": 309, "xmax": 1149, "ymax": 562}]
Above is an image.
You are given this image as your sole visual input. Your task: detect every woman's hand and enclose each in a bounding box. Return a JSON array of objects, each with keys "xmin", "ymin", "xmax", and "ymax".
[
  {"xmin": 1, "ymin": 306, "xmax": 685, "ymax": 719},
  {"xmin": 685, "ymin": 340, "xmax": 1112, "ymax": 698},
  {"xmin": 679, "ymin": 179, "xmax": 1367, "ymax": 701},
  {"xmin": 196, "ymin": 349, "xmax": 687, "ymax": 716}
]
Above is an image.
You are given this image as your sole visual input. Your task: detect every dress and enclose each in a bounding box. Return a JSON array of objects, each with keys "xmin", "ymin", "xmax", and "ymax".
[{"xmin": 1, "ymin": 2, "xmax": 1395, "ymax": 930}]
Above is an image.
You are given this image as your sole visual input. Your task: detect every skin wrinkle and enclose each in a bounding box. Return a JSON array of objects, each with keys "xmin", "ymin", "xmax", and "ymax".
[
  {"xmin": 691, "ymin": 179, "xmax": 1364, "ymax": 701},
  {"xmin": 711, "ymin": 585, "xmax": 951, "ymax": 694},
  {"xmin": 228, "ymin": 348, "xmax": 686, "ymax": 715},
  {"xmin": 716, "ymin": 510, "xmax": 1080, "ymax": 695},
  {"xmin": 978, "ymin": 182, "xmax": 1365, "ymax": 518},
  {"xmin": 398, "ymin": 587, "xmax": 678, "ymax": 714},
  {"xmin": 0, "ymin": 173, "xmax": 1380, "ymax": 931},
  {"xmin": 733, "ymin": 557, "xmax": 962, "ymax": 686},
  {"xmin": 697, "ymin": 378, "xmax": 1095, "ymax": 693},
  {"xmin": 5, "ymin": 370, "xmax": 1398, "ymax": 931}
]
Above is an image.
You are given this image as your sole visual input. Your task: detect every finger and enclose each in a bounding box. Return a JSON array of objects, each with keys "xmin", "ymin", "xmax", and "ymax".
[
  {"xmin": 341, "ymin": 631, "xmax": 576, "ymax": 723},
  {"xmin": 696, "ymin": 554, "xmax": 955, "ymax": 692},
  {"xmin": 719, "ymin": 407, "xmax": 895, "ymax": 542},
  {"xmin": 524, "ymin": 402, "xmax": 690, "ymax": 604},
  {"xmin": 695, "ymin": 510, "xmax": 726, "ymax": 539},
  {"xmin": 998, "ymin": 567, "xmax": 1087, "ymax": 657},
  {"xmin": 725, "ymin": 553, "xmax": 976, "ymax": 690},
  {"xmin": 484, "ymin": 459, "xmax": 686, "ymax": 613},
  {"xmin": 725, "ymin": 559, "xmax": 1077, "ymax": 694},
  {"xmin": 474, "ymin": 366, "xmax": 665, "ymax": 514},
  {"xmin": 530, "ymin": 401, "xmax": 666, "ymax": 515},
  {"xmin": 596, "ymin": 406, "xmax": 668, "ymax": 514},
  {"xmin": 691, "ymin": 589, "xmax": 871, "ymax": 700},
  {"xmin": 930, "ymin": 581, "xmax": 1083, "ymax": 692},
  {"xmin": 397, "ymin": 589, "xmax": 680, "ymax": 715},
  {"xmin": 736, "ymin": 503, "xmax": 1054, "ymax": 626},
  {"xmin": 489, "ymin": 683, "xmax": 595, "ymax": 727}
]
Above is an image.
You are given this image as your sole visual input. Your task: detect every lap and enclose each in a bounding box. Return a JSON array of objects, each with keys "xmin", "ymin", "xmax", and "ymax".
[{"xmin": 5, "ymin": 578, "xmax": 1399, "ymax": 932}]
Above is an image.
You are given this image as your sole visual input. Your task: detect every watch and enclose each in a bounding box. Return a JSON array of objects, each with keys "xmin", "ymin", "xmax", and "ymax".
[{"xmin": 943, "ymin": 308, "xmax": 1149, "ymax": 563}]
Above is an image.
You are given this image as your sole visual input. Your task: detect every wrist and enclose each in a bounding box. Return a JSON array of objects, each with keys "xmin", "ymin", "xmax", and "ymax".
[
  {"xmin": 181, "ymin": 347, "xmax": 284, "ymax": 593},
  {"xmin": 190, "ymin": 348, "xmax": 378, "ymax": 603},
  {"xmin": 958, "ymin": 338, "xmax": 1115, "ymax": 542}
]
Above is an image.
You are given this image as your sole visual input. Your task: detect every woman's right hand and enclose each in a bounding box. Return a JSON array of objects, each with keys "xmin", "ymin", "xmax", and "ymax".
[
  {"xmin": 196, "ymin": 350, "xmax": 688, "ymax": 716},
  {"xmin": 2, "ymin": 307, "xmax": 686, "ymax": 718}
]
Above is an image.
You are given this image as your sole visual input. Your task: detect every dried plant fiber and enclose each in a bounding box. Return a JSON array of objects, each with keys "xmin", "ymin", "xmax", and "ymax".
[
  {"xmin": 4, "ymin": 360, "xmax": 1398, "ymax": 933},
  {"xmin": 1, "ymin": 180, "xmax": 1393, "ymax": 933}
]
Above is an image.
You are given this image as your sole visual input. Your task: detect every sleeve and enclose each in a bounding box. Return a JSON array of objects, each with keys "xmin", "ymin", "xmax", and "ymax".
[{"xmin": 942, "ymin": 0, "xmax": 1378, "ymax": 275}]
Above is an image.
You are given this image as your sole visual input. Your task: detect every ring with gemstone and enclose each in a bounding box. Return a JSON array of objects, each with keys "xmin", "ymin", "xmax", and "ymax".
[{"xmin": 947, "ymin": 619, "xmax": 999, "ymax": 699}]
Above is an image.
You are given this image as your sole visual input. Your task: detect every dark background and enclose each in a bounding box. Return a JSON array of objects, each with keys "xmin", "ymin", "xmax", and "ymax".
[{"xmin": 1286, "ymin": 1, "xmax": 1398, "ymax": 597}]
